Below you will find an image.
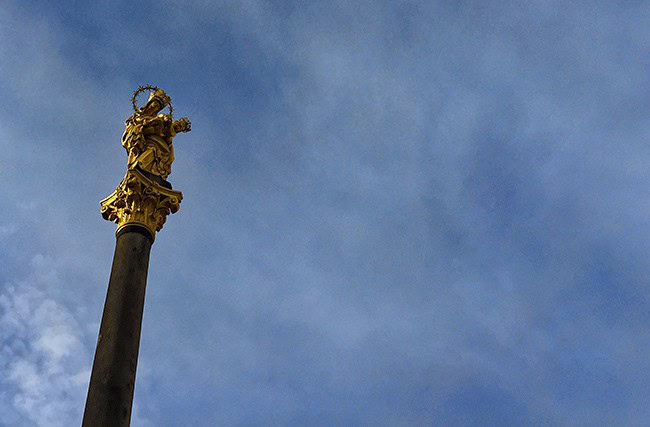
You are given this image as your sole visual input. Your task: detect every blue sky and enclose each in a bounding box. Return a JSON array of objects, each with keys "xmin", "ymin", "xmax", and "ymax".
[{"xmin": 0, "ymin": 1, "xmax": 648, "ymax": 425}]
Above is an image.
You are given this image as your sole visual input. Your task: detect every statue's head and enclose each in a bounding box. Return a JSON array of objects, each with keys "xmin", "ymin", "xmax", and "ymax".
[{"xmin": 141, "ymin": 89, "xmax": 171, "ymax": 115}]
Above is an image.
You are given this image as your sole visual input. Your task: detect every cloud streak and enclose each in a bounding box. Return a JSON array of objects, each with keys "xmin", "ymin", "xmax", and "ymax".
[{"xmin": 0, "ymin": 256, "xmax": 90, "ymax": 426}]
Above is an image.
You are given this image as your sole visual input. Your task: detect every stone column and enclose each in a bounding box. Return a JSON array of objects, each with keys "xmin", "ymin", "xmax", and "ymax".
[
  {"xmin": 82, "ymin": 226, "xmax": 152, "ymax": 426},
  {"xmin": 82, "ymin": 169, "xmax": 183, "ymax": 426}
]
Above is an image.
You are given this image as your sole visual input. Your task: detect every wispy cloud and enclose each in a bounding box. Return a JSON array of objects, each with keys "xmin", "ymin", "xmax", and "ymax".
[{"xmin": 0, "ymin": 256, "xmax": 90, "ymax": 426}]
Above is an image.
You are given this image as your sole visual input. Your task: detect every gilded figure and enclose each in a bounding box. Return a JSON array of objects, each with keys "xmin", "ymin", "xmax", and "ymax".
[
  {"xmin": 101, "ymin": 86, "xmax": 191, "ymax": 240},
  {"xmin": 122, "ymin": 88, "xmax": 191, "ymax": 180}
]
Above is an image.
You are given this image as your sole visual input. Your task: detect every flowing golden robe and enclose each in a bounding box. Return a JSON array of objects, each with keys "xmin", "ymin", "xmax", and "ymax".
[{"xmin": 122, "ymin": 112, "xmax": 177, "ymax": 179}]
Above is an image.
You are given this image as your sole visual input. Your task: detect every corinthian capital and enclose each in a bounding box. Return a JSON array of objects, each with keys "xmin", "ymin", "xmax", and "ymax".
[{"xmin": 100, "ymin": 169, "xmax": 182, "ymax": 241}]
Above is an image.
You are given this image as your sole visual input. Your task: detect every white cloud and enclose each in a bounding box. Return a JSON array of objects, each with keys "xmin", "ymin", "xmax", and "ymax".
[{"xmin": 0, "ymin": 256, "xmax": 90, "ymax": 426}]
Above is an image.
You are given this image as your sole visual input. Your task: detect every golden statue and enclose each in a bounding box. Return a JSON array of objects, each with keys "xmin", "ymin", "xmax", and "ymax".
[
  {"xmin": 122, "ymin": 88, "xmax": 191, "ymax": 180},
  {"xmin": 100, "ymin": 86, "xmax": 191, "ymax": 241}
]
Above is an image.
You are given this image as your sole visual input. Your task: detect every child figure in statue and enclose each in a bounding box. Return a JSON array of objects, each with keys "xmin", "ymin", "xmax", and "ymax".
[{"xmin": 122, "ymin": 88, "xmax": 191, "ymax": 183}]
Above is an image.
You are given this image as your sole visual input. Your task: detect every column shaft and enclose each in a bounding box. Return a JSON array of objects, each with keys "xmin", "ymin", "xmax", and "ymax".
[{"xmin": 82, "ymin": 228, "xmax": 152, "ymax": 426}]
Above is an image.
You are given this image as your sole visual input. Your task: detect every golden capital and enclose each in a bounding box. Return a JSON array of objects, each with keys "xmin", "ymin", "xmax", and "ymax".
[
  {"xmin": 101, "ymin": 169, "xmax": 182, "ymax": 241},
  {"xmin": 101, "ymin": 86, "xmax": 190, "ymax": 240}
]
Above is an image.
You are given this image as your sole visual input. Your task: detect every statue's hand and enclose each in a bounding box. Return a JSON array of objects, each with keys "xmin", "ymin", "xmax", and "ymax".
[{"xmin": 173, "ymin": 117, "xmax": 192, "ymax": 133}]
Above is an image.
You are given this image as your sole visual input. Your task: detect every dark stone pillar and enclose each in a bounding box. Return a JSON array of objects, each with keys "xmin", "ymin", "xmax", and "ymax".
[{"xmin": 82, "ymin": 226, "xmax": 153, "ymax": 427}]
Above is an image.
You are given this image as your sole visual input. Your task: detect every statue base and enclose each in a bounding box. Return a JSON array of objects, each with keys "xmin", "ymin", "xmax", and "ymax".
[{"xmin": 100, "ymin": 169, "xmax": 182, "ymax": 241}]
